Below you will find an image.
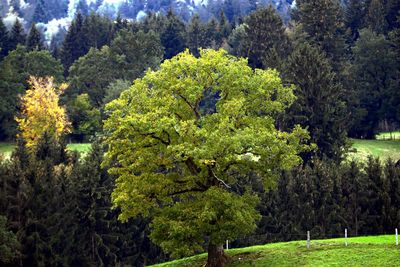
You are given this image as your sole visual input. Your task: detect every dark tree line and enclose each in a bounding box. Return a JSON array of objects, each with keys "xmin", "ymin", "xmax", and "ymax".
[
  {"xmin": 234, "ymin": 157, "xmax": 400, "ymax": 247},
  {"xmin": 0, "ymin": 136, "xmax": 165, "ymax": 266}
]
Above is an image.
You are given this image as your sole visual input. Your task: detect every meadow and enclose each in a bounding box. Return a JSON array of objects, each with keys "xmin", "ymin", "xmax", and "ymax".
[
  {"xmin": 152, "ymin": 235, "xmax": 400, "ymax": 267},
  {"xmin": 0, "ymin": 142, "xmax": 91, "ymax": 158}
]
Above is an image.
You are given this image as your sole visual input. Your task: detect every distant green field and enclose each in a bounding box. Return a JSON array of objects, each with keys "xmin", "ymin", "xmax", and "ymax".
[
  {"xmin": 348, "ymin": 139, "xmax": 400, "ymax": 162},
  {"xmin": 376, "ymin": 131, "xmax": 400, "ymax": 140},
  {"xmin": 151, "ymin": 235, "xmax": 400, "ymax": 267},
  {"xmin": 2, "ymin": 139, "xmax": 400, "ymax": 162},
  {"xmin": 0, "ymin": 142, "xmax": 91, "ymax": 158}
]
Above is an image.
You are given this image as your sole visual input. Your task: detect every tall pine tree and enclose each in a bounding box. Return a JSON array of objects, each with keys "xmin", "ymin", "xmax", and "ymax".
[{"xmin": 26, "ymin": 23, "xmax": 44, "ymax": 51}]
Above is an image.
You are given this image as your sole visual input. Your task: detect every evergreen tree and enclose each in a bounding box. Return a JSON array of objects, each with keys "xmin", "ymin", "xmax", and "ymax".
[
  {"xmin": 26, "ymin": 23, "xmax": 44, "ymax": 51},
  {"xmin": 76, "ymin": 0, "xmax": 90, "ymax": 16},
  {"xmin": 362, "ymin": 157, "xmax": 385, "ymax": 234},
  {"xmin": 385, "ymin": 0, "xmax": 400, "ymax": 30},
  {"xmin": 217, "ymin": 11, "xmax": 231, "ymax": 47},
  {"xmin": 284, "ymin": 43, "xmax": 348, "ymax": 162},
  {"xmin": 341, "ymin": 160, "xmax": 367, "ymax": 236},
  {"xmin": 0, "ymin": 18, "xmax": 9, "ymax": 59},
  {"xmin": 344, "ymin": 0, "xmax": 367, "ymax": 43},
  {"xmin": 365, "ymin": 0, "xmax": 388, "ymax": 33},
  {"xmin": 8, "ymin": 19, "xmax": 26, "ymax": 52},
  {"xmin": 161, "ymin": 10, "xmax": 186, "ymax": 59},
  {"xmin": 61, "ymin": 13, "xmax": 85, "ymax": 74},
  {"xmin": 187, "ymin": 14, "xmax": 207, "ymax": 57},
  {"xmin": 295, "ymin": 0, "xmax": 346, "ymax": 69},
  {"xmin": 384, "ymin": 159, "xmax": 400, "ymax": 231},
  {"xmin": 0, "ymin": 215, "xmax": 20, "ymax": 266},
  {"xmin": 350, "ymin": 29, "xmax": 398, "ymax": 138},
  {"xmin": 32, "ymin": 0, "xmax": 50, "ymax": 23},
  {"xmin": 240, "ymin": 6, "xmax": 290, "ymax": 69},
  {"xmin": 81, "ymin": 13, "xmax": 113, "ymax": 50}
]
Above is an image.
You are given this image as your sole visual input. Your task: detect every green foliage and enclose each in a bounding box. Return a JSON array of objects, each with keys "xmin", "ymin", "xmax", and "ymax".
[
  {"xmin": 233, "ymin": 6, "xmax": 290, "ymax": 69},
  {"xmin": 161, "ymin": 10, "xmax": 187, "ymax": 59},
  {"xmin": 8, "ymin": 19, "xmax": 26, "ymax": 52},
  {"xmin": 151, "ymin": 188, "xmax": 260, "ymax": 257},
  {"xmin": 350, "ymin": 29, "xmax": 398, "ymax": 138},
  {"xmin": 284, "ymin": 43, "xmax": 348, "ymax": 162},
  {"xmin": 0, "ymin": 18, "xmax": 9, "ymax": 60},
  {"xmin": 0, "ymin": 46, "xmax": 64, "ymax": 140},
  {"xmin": 26, "ymin": 23, "xmax": 44, "ymax": 51},
  {"xmin": 68, "ymin": 46, "xmax": 122, "ymax": 106},
  {"xmin": 68, "ymin": 30, "xmax": 163, "ymax": 108},
  {"xmin": 0, "ymin": 215, "xmax": 20, "ymax": 265},
  {"xmin": 365, "ymin": 0, "xmax": 388, "ymax": 34},
  {"xmin": 104, "ymin": 49, "xmax": 309, "ymax": 258},
  {"xmin": 103, "ymin": 79, "xmax": 131, "ymax": 104},
  {"xmin": 295, "ymin": 0, "xmax": 346, "ymax": 68},
  {"xmin": 110, "ymin": 29, "xmax": 163, "ymax": 81},
  {"xmin": 67, "ymin": 94, "xmax": 101, "ymax": 139}
]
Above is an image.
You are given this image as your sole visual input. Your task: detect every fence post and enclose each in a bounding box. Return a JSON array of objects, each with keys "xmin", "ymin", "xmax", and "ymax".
[
  {"xmin": 307, "ymin": 231, "xmax": 310, "ymax": 249},
  {"xmin": 396, "ymin": 229, "xmax": 398, "ymax": 246},
  {"xmin": 345, "ymin": 228, "xmax": 348, "ymax": 247},
  {"xmin": 226, "ymin": 240, "xmax": 229, "ymax": 250}
]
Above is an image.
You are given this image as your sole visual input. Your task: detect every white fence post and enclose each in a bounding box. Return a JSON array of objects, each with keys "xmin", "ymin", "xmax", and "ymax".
[
  {"xmin": 345, "ymin": 228, "xmax": 348, "ymax": 247},
  {"xmin": 226, "ymin": 240, "xmax": 229, "ymax": 250},
  {"xmin": 307, "ymin": 231, "xmax": 310, "ymax": 249},
  {"xmin": 396, "ymin": 229, "xmax": 398, "ymax": 246}
]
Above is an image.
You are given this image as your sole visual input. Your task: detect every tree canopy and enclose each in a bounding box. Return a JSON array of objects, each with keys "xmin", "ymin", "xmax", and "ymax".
[
  {"xmin": 16, "ymin": 76, "xmax": 70, "ymax": 148},
  {"xmin": 103, "ymin": 49, "xmax": 309, "ymax": 266}
]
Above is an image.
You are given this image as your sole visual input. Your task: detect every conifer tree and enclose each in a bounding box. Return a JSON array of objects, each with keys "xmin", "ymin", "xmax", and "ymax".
[
  {"xmin": 0, "ymin": 18, "xmax": 9, "ymax": 59},
  {"xmin": 363, "ymin": 157, "xmax": 384, "ymax": 234},
  {"xmin": 32, "ymin": 0, "xmax": 50, "ymax": 23},
  {"xmin": 187, "ymin": 14, "xmax": 206, "ymax": 57},
  {"xmin": 61, "ymin": 13, "xmax": 85, "ymax": 74},
  {"xmin": 365, "ymin": 0, "xmax": 388, "ymax": 33},
  {"xmin": 351, "ymin": 29, "xmax": 398, "ymax": 138},
  {"xmin": 345, "ymin": 0, "xmax": 367, "ymax": 42},
  {"xmin": 26, "ymin": 23, "xmax": 44, "ymax": 51},
  {"xmin": 217, "ymin": 11, "xmax": 231, "ymax": 47},
  {"xmin": 241, "ymin": 6, "xmax": 290, "ymax": 69},
  {"xmin": 295, "ymin": 0, "xmax": 346, "ymax": 68},
  {"xmin": 384, "ymin": 159, "xmax": 400, "ymax": 230},
  {"xmin": 8, "ymin": 19, "xmax": 26, "ymax": 52},
  {"xmin": 161, "ymin": 10, "xmax": 186, "ymax": 59},
  {"xmin": 284, "ymin": 43, "xmax": 348, "ymax": 162},
  {"xmin": 385, "ymin": 0, "xmax": 400, "ymax": 30}
]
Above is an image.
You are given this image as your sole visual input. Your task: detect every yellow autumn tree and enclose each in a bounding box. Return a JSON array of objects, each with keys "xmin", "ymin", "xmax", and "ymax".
[{"xmin": 16, "ymin": 76, "xmax": 70, "ymax": 148}]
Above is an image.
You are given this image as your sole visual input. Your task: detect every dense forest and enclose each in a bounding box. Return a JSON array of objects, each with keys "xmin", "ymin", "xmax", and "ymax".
[{"xmin": 1, "ymin": 0, "xmax": 400, "ymax": 266}]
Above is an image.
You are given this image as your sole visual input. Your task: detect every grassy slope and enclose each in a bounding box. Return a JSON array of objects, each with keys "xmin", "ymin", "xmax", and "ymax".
[
  {"xmin": 348, "ymin": 139, "xmax": 400, "ymax": 162},
  {"xmin": 0, "ymin": 142, "xmax": 91, "ymax": 158},
  {"xmin": 152, "ymin": 236, "xmax": 400, "ymax": 267}
]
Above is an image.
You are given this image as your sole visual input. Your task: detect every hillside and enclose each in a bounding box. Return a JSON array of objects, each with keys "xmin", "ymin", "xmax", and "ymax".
[
  {"xmin": 152, "ymin": 235, "xmax": 400, "ymax": 267},
  {"xmin": 0, "ymin": 0, "xmax": 294, "ymax": 42}
]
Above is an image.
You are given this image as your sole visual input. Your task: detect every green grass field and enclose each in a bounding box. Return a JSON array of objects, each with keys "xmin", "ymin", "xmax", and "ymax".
[
  {"xmin": 348, "ymin": 139, "xmax": 400, "ymax": 162},
  {"xmin": 376, "ymin": 131, "xmax": 400, "ymax": 140},
  {"xmin": 0, "ymin": 142, "xmax": 91, "ymax": 158},
  {"xmin": 2, "ymin": 139, "xmax": 400, "ymax": 162},
  {"xmin": 151, "ymin": 235, "xmax": 400, "ymax": 267}
]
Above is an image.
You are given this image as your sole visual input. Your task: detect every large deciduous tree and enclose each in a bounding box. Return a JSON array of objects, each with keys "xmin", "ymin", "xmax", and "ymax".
[{"xmin": 103, "ymin": 49, "xmax": 308, "ymax": 266}]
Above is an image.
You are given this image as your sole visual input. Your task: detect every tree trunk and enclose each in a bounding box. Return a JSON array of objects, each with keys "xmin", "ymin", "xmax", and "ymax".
[{"xmin": 205, "ymin": 244, "xmax": 230, "ymax": 267}]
